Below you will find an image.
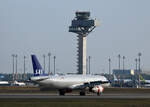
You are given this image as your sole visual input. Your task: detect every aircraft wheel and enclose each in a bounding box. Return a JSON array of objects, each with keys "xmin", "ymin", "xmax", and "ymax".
[
  {"xmin": 59, "ymin": 90, "xmax": 65, "ymax": 96},
  {"xmin": 80, "ymin": 91, "xmax": 85, "ymax": 96},
  {"xmin": 97, "ymin": 92, "xmax": 102, "ymax": 96}
]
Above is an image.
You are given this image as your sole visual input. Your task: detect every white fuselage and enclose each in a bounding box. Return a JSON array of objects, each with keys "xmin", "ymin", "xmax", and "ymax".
[{"xmin": 31, "ymin": 74, "xmax": 110, "ymax": 89}]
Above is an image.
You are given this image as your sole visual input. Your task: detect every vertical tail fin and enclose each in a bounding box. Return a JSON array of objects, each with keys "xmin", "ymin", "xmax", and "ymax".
[
  {"xmin": 31, "ymin": 55, "xmax": 45, "ymax": 76},
  {"xmin": 139, "ymin": 75, "xmax": 145, "ymax": 82},
  {"xmin": 113, "ymin": 74, "xmax": 118, "ymax": 81}
]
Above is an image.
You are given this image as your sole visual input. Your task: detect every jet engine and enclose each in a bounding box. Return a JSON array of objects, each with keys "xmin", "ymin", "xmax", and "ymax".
[{"xmin": 92, "ymin": 85, "xmax": 104, "ymax": 95}]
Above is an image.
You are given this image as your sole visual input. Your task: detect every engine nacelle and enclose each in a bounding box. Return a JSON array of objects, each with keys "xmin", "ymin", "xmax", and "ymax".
[{"xmin": 92, "ymin": 85, "xmax": 104, "ymax": 95}]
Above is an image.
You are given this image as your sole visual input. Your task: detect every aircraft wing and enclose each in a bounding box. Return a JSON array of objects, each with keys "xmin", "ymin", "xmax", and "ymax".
[
  {"xmin": 69, "ymin": 80, "xmax": 109, "ymax": 89},
  {"xmin": 69, "ymin": 83, "xmax": 84, "ymax": 89}
]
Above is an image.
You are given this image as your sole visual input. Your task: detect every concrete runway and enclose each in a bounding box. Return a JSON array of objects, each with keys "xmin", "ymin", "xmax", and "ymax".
[{"xmin": 1, "ymin": 93, "xmax": 150, "ymax": 99}]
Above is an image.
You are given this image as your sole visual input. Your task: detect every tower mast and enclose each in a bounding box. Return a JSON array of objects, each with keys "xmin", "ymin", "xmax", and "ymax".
[{"xmin": 69, "ymin": 11, "xmax": 99, "ymax": 74}]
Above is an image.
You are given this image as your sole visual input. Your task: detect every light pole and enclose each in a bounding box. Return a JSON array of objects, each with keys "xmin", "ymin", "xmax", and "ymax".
[
  {"xmin": 23, "ymin": 56, "xmax": 26, "ymax": 81},
  {"xmin": 108, "ymin": 58, "xmax": 111, "ymax": 76},
  {"xmin": 15, "ymin": 54, "xmax": 18, "ymax": 81},
  {"xmin": 134, "ymin": 58, "xmax": 138, "ymax": 87},
  {"xmin": 118, "ymin": 54, "xmax": 121, "ymax": 87},
  {"xmin": 135, "ymin": 58, "xmax": 138, "ymax": 71},
  {"xmin": 138, "ymin": 52, "xmax": 142, "ymax": 88},
  {"xmin": 54, "ymin": 56, "xmax": 56, "ymax": 75},
  {"xmin": 138, "ymin": 52, "xmax": 142, "ymax": 72},
  {"xmin": 43, "ymin": 54, "xmax": 46, "ymax": 72},
  {"xmin": 118, "ymin": 54, "xmax": 121, "ymax": 70},
  {"xmin": 123, "ymin": 56, "xmax": 125, "ymax": 71},
  {"xmin": 48, "ymin": 52, "xmax": 51, "ymax": 75},
  {"xmin": 12, "ymin": 54, "xmax": 15, "ymax": 81},
  {"xmin": 86, "ymin": 58, "xmax": 88, "ymax": 74},
  {"xmin": 88, "ymin": 56, "xmax": 91, "ymax": 74}
]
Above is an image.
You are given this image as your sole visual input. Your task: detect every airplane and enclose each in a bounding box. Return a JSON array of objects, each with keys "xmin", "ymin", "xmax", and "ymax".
[
  {"xmin": 112, "ymin": 74, "xmax": 134, "ymax": 87},
  {"xmin": 12, "ymin": 80, "xmax": 26, "ymax": 86},
  {"xmin": 0, "ymin": 81, "xmax": 10, "ymax": 86},
  {"xmin": 30, "ymin": 55, "xmax": 110, "ymax": 96},
  {"xmin": 139, "ymin": 75, "xmax": 150, "ymax": 87}
]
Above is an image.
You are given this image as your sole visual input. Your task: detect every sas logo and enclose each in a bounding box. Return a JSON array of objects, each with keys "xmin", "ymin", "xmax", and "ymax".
[{"xmin": 35, "ymin": 69, "xmax": 43, "ymax": 75}]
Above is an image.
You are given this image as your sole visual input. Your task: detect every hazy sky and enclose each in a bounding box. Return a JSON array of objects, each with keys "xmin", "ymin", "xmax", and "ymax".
[{"xmin": 0, "ymin": 0, "xmax": 150, "ymax": 74}]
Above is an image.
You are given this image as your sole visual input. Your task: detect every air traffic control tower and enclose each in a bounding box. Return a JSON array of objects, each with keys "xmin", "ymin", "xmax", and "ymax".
[{"xmin": 69, "ymin": 11, "xmax": 99, "ymax": 75}]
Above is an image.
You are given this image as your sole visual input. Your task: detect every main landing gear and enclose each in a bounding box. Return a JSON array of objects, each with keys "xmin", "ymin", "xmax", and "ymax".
[
  {"xmin": 80, "ymin": 91, "xmax": 86, "ymax": 96},
  {"xmin": 59, "ymin": 89, "xmax": 86, "ymax": 96},
  {"xmin": 59, "ymin": 89, "xmax": 65, "ymax": 96}
]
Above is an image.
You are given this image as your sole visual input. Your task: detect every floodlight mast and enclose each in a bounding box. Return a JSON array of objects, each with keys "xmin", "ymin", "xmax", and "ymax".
[{"xmin": 69, "ymin": 11, "xmax": 99, "ymax": 75}]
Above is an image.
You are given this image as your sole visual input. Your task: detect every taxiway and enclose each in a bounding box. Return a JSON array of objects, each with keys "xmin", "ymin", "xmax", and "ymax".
[{"xmin": 0, "ymin": 93, "xmax": 150, "ymax": 99}]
